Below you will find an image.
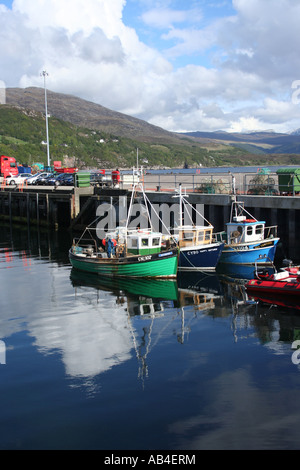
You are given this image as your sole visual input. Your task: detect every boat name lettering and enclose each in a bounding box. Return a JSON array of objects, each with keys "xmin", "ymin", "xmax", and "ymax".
[
  {"xmin": 138, "ymin": 255, "xmax": 152, "ymax": 262},
  {"xmin": 158, "ymin": 252, "xmax": 172, "ymax": 258},
  {"xmin": 188, "ymin": 248, "xmax": 219, "ymax": 256}
]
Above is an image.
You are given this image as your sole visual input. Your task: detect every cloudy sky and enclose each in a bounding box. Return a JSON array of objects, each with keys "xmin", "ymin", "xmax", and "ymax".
[{"xmin": 1, "ymin": 0, "xmax": 300, "ymax": 134}]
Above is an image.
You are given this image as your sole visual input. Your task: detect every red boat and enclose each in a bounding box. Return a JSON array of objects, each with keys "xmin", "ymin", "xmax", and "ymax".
[
  {"xmin": 246, "ymin": 270, "xmax": 300, "ymax": 297},
  {"xmin": 282, "ymin": 265, "xmax": 300, "ymax": 277},
  {"xmin": 247, "ymin": 291, "xmax": 300, "ymax": 311}
]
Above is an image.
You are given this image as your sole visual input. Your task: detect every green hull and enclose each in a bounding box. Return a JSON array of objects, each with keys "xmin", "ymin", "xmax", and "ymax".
[{"xmin": 69, "ymin": 248, "xmax": 178, "ymax": 278}]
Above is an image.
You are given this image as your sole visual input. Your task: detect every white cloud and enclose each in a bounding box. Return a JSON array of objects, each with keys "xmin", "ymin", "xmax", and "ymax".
[
  {"xmin": 13, "ymin": 0, "xmax": 126, "ymax": 37},
  {"xmin": 228, "ymin": 117, "xmax": 267, "ymax": 134},
  {"xmin": 221, "ymin": 0, "xmax": 300, "ymax": 79},
  {"xmin": 0, "ymin": 0, "xmax": 300, "ymax": 133}
]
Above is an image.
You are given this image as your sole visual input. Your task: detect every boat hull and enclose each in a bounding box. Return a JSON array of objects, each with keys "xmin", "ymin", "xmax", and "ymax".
[
  {"xmin": 247, "ymin": 292, "xmax": 300, "ymax": 311},
  {"xmin": 178, "ymin": 242, "xmax": 224, "ymax": 271},
  {"xmin": 246, "ymin": 278, "xmax": 300, "ymax": 296},
  {"xmin": 69, "ymin": 248, "xmax": 178, "ymax": 278},
  {"xmin": 218, "ymin": 238, "xmax": 279, "ymax": 266}
]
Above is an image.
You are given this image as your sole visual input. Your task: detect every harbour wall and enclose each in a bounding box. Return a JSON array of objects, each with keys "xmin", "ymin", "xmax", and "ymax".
[{"xmin": 0, "ymin": 186, "xmax": 299, "ymax": 260}]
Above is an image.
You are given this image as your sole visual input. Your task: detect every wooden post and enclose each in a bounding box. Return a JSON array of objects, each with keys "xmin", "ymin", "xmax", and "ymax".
[
  {"xmin": 9, "ymin": 191, "xmax": 12, "ymax": 223},
  {"xmin": 26, "ymin": 192, "xmax": 30, "ymax": 225},
  {"xmin": 46, "ymin": 193, "xmax": 49, "ymax": 226},
  {"xmin": 36, "ymin": 192, "xmax": 40, "ymax": 225}
]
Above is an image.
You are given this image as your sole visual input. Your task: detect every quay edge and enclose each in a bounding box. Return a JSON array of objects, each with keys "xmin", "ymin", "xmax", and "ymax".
[{"xmin": 0, "ymin": 186, "xmax": 300, "ymax": 260}]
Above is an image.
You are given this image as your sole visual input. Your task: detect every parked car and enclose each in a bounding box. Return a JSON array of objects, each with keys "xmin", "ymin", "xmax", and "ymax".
[
  {"xmin": 42, "ymin": 174, "xmax": 62, "ymax": 186},
  {"xmin": 40, "ymin": 173, "xmax": 73, "ymax": 186},
  {"xmin": 26, "ymin": 172, "xmax": 52, "ymax": 185},
  {"xmin": 6, "ymin": 173, "xmax": 32, "ymax": 185},
  {"xmin": 54, "ymin": 174, "xmax": 74, "ymax": 186},
  {"xmin": 36, "ymin": 173, "xmax": 56, "ymax": 186}
]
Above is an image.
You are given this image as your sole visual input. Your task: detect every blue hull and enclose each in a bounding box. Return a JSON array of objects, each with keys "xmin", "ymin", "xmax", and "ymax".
[
  {"xmin": 179, "ymin": 243, "xmax": 224, "ymax": 271},
  {"xmin": 217, "ymin": 263, "xmax": 275, "ymax": 280},
  {"xmin": 218, "ymin": 239, "xmax": 279, "ymax": 266}
]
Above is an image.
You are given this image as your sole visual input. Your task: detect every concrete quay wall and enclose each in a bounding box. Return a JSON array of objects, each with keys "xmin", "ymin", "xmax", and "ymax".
[{"xmin": 0, "ymin": 186, "xmax": 299, "ymax": 259}]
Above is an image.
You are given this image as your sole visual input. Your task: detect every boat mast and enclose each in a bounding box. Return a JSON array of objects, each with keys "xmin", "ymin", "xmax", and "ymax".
[
  {"xmin": 173, "ymin": 184, "xmax": 211, "ymax": 227},
  {"xmin": 179, "ymin": 184, "xmax": 183, "ymax": 227}
]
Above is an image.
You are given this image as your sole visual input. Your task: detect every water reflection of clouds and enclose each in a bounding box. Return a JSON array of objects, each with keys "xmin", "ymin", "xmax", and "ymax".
[
  {"xmin": 0, "ymin": 253, "xmax": 134, "ymax": 380},
  {"xmin": 168, "ymin": 368, "xmax": 300, "ymax": 450},
  {"xmin": 29, "ymin": 281, "xmax": 133, "ymax": 379}
]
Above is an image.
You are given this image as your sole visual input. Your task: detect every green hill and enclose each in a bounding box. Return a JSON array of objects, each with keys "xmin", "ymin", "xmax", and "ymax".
[
  {"xmin": 2, "ymin": 87, "xmax": 300, "ymax": 169},
  {"xmin": 0, "ymin": 104, "xmax": 253, "ymax": 169}
]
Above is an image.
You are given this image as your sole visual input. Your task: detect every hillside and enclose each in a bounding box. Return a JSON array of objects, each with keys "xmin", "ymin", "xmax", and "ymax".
[
  {"xmin": 6, "ymin": 87, "xmax": 181, "ymax": 144},
  {"xmin": 1, "ymin": 87, "xmax": 300, "ymax": 168},
  {"xmin": 181, "ymin": 130, "xmax": 300, "ymax": 155},
  {"xmin": 0, "ymin": 104, "xmax": 252, "ymax": 168}
]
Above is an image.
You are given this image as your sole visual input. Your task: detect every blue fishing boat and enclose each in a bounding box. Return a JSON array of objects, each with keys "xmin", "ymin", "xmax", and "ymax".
[
  {"xmin": 173, "ymin": 186, "xmax": 224, "ymax": 271},
  {"xmin": 176, "ymin": 225, "xmax": 224, "ymax": 271},
  {"xmin": 217, "ymin": 198, "xmax": 279, "ymax": 267}
]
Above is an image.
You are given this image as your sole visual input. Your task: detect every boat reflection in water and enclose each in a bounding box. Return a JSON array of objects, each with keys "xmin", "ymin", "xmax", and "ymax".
[
  {"xmin": 70, "ymin": 269, "xmax": 223, "ymax": 312},
  {"xmin": 70, "ymin": 269, "xmax": 223, "ymax": 381},
  {"xmin": 248, "ymin": 292, "xmax": 300, "ymax": 312},
  {"xmin": 177, "ymin": 271, "xmax": 222, "ymax": 315}
]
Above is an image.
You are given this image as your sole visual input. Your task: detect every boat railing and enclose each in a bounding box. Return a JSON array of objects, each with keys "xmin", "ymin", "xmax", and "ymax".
[
  {"xmin": 254, "ymin": 258, "xmax": 276, "ymax": 278},
  {"xmin": 264, "ymin": 225, "xmax": 278, "ymax": 239},
  {"xmin": 213, "ymin": 231, "xmax": 227, "ymax": 244},
  {"xmin": 72, "ymin": 238, "xmax": 98, "ymax": 254}
]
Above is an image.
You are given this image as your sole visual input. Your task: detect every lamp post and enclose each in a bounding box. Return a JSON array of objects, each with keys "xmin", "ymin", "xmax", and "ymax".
[{"xmin": 41, "ymin": 70, "xmax": 50, "ymax": 168}]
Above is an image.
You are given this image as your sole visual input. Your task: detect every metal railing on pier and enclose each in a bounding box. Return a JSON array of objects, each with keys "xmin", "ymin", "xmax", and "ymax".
[
  {"xmin": 1, "ymin": 168, "xmax": 300, "ymax": 196},
  {"xmin": 138, "ymin": 170, "xmax": 299, "ymax": 196}
]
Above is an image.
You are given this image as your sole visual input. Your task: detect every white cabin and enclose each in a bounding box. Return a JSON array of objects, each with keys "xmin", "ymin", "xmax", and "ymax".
[
  {"xmin": 127, "ymin": 231, "xmax": 162, "ymax": 255},
  {"xmin": 226, "ymin": 216, "xmax": 265, "ymax": 244}
]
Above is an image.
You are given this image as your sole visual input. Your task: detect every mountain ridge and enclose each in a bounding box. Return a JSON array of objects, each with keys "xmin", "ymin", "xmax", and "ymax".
[
  {"xmin": 179, "ymin": 130, "xmax": 300, "ymax": 154},
  {"xmin": 6, "ymin": 87, "xmax": 183, "ymax": 144}
]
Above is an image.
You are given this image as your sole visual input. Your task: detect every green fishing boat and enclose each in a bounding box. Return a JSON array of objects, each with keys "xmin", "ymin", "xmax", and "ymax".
[
  {"xmin": 69, "ymin": 182, "xmax": 179, "ymax": 278},
  {"xmin": 69, "ymin": 232, "xmax": 178, "ymax": 278}
]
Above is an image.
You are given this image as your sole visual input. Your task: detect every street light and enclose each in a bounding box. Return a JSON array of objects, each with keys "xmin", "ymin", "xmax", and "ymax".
[{"xmin": 41, "ymin": 70, "xmax": 50, "ymax": 168}]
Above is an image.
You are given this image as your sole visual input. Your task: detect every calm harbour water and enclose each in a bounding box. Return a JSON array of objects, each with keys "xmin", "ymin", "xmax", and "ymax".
[{"xmin": 1, "ymin": 225, "xmax": 300, "ymax": 450}]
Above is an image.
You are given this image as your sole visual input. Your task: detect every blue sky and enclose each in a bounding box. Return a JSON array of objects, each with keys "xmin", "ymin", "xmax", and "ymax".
[
  {"xmin": 122, "ymin": 0, "xmax": 236, "ymax": 69},
  {"xmin": 0, "ymin": 0, "xmax": 300, "ymax": 133}
]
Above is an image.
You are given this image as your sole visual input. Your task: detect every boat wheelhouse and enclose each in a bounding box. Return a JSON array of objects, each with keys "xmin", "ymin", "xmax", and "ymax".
[
  {"xmin": 176, "ymin": 224, "xmax": 223, "ymax": 271},
  {"xmin": 126, "ymin": 230, "xmax": 163, "ymax": 255},
  {"xmin": 217, "ymin": 199, "xmax": 279, "ymax": 266}
]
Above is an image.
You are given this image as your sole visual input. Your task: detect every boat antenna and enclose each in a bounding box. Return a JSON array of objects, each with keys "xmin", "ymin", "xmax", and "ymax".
[
  {"xmin": 173, "ymin": 184, "xmax": 211, "ymax": 226},
  {"xmin": 126, "ymin": 182, "xmax": 137, "ymax": 231},
  {"xmin": 126, "ymin": 168, "xmax": 153, "ymax": 231},
  {"xmin": 142, "ymin": 190, "xmax": 176, "ymax": 242}
]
